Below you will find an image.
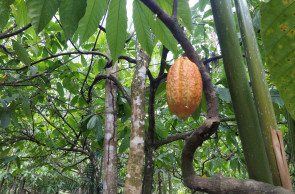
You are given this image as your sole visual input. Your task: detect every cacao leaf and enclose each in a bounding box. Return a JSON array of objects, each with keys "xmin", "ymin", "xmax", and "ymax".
[
  {"xmin": 142, "ymin": 2, "xmax": 178, "ymax": 55},
  {"xmin": 260, "ymin": 0, "xmax": 295, "ymax": 119},
  {"xmin": 60, "ymin": 0, "xmax": 86, "ymax": 40},
  {"xmin": 133, "ymin": 0, "xmax": 154, "ymax": 55},
  {"xmin": 12, "ymin": 0, "xmax": 30, "ymax": 27},
  {"xmin": 178, "ymin": 0, "xmax": 193, "ymax": 33},
  {"xmin": 1, "ymin": 111, "xmax": 10, "ymax": 129},
  {"xmin": 0, "ymin": 1, "xmax": 10, "ymax": 30},
  {"xmin": 12, "ymin": 40, "xmax": 32, "ymax": 66},
  {"xmin": 26, "ymin": 0, "xmax": 60, "ymax": 34},
  {"xmin": 106, "ymin": 0, "xmax": 127, "ymax": 62}
]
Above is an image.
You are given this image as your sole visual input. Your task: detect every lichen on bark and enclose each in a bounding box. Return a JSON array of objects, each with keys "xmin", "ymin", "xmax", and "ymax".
[{"xmin": 124, "ymin": 48, "xmax": 150, "ymax": 194}]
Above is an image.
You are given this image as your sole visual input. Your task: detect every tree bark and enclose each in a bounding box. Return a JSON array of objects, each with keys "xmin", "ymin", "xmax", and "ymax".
[
  {"xmin": 0, "ymin": 163, "xmax": 10, "ymax": 191},
  {"xmin": 168, "ymin": 171, "xmax": 172, "ymax": 194},
  {"xmin": 124, "ymin": 47, "xmax": 150, "ymax": 194},
  {"xmin": 158, "ymin": 171, "xmax": 162, "ymax": 194},
  {"xmin": 103, "ymin": 50, "xmax": 118, "ymax": 194},
  {"xmin": 142, "ymin": 146, "xmax": 155, "ymax": 194}
]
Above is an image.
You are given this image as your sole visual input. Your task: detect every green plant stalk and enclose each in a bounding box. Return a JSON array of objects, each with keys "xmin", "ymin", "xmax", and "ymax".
[
  {"xmin": 287, "ymin": 110, "xmax": 295, "ymax": 171},
  {"xmin": 234, "ymin": 0, "xmax": 281, "ymax": 186},
  {"xmin": 210, "ymin": 0, "xmax": 273, "ymax": 184}
]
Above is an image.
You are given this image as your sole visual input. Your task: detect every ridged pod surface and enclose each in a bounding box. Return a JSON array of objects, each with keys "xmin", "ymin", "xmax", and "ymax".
[{"xmin": 166, "ymin": 57, "xmax": 203, "ymax": 120}]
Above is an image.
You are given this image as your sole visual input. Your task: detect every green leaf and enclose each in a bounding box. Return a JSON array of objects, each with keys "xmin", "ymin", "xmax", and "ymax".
[
  {"xmin": 0, "ymin": 148, "xmax": 11, "ymax": 158},
  {"xmin": 56, "ymin": 82, "xmax": 64, "ymax": 98},
  {"xmin": 198, "ymin": 0, "xmax": 208, "ymax": 12},
  {"xmin": 155, "ymin": 119, "xmax": 168, "ymax": 139},
  {"xmin": 0, "ymin": 99, "xmax": 7, "ymax": 111},
  {"xmin": 15, "ymin": 156, "xmax": 21, "ymax": 168},
  {"xmin": 60, "ymin": 0, "xmax": 86, "ymax": 40},
  {"xmin": 2, "ymin": 155, "xmax": 17, "ymax": 165},
  {"xmin": 142, "ymin": 4, "xmax": 178, "ymax": 55},
  {"xmin": 28, "ymin": 66, "xmax": 38, "ymax": 75},
  {"xmin": 133, "ymin": 0, "xmax": 154, "ymax": 55},
  {"xmin": 106, "ymin": 0, "xmax": 127, "ymax": 61},
  {"xmin": 94, "ymin": 116, "xmax": 103, "ymax": 146},
  {"xmin": 1, "ymin": 111, "xmax": 10, "ymax": 129},
  {"xmin": 215, "ymin": 88, "xmax": 231, "ymax": 103},
  {"xmin": 87, "ymin": 115, "xmax": 98, "ymax": 130},
  {"xmin": 270, "ymin": 89, "xmax": 284, "ymax": 107},
  {"xmin": 26, "ymin": 0, "xmax": 60, "ymax": 34},
  {"xmin": 156, "ymin": 0, "xmax": 172, "ymax": 15},
  {"xmin": 119, "ymin": 134, "xmax": 130, "ymax": 154},
  {"xmin": 178, "ymin": 0, "xmax": 193, "ymax": 33},
  {"xmin": 260, "ymin": 0, "xmax": 295, "ymax": 119},
  {"xmin": 12, "ymin": 40, "xmax": 32, "ymax": 66},
  {"xmin": 0, "ymin": 1, "xmax": 10, "ymax": 30},
  {"xmin": 77, "ymin": 0, "xmax": 108, "ymax": 44},
  {"xmin": 12, "ymin": 0, "xmax": 31, "ymax": 27}
]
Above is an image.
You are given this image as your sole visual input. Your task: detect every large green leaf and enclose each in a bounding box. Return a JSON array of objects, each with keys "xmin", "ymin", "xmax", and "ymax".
[
  {"xmin": 0, "ymin": 1, "xmax": 10, "ymax": 30},
  {"xmin": 106, "ymin": 0, "xmax": 127, "ymax": 61},
  {"xmin": 12, "ymin": 0, "xmax": 30, "ymax": 27},
  {"xmin": 26, "ymin": 0, "xmax": 60, "ymax": 34},
  {"xmin": 133, "ymin": 0, "xmax": 154, "ymax": 55},
  {"xmin": 178, "ymin": 0, "xmax": 193, "ymax": 33},
  {"xmin": 155, "ymin": 0, "xmax": 192, "ymax": 33},
  {"xmin": 142, "ymin": 3, "xmax": 178, "ymax": 55},
  {"xmin": 12, "ymin": 40, "xmax": 32, "ymax": 66},
  {"xmin": 77, "ymin": 0, "xmax": 108, "ymax": 44},
  {"xmin": 60, "ymin": 0, "xmax": 86, "ymax": 40},
  {"xmin": 260, "ymin": 0, "xmax": 295, "ymax": 119},
  {"xmin": 1, "ymin": 111, "xmax": 10, "ymax": 129}
]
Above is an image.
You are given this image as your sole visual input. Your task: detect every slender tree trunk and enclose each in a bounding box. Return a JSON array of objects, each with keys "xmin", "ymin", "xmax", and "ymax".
[
  {"xmin": 234, "ymin": 0, "xmax": 281, "ymax": 186},
  {"xmin": 12, "ymin": 177, "xmax": 17, "ymax": 194},
  {"xmin": 162, "ymin": 172, "xmax": 167, "ymax": 194},
  {"xmin": 124, "ymin": 47, "xmax": 150, "ymax": 194},
  {"xmin": 19, "ymin": 177, "xmax": 26, "ymax": 194},
  {"xmin": 158, "ymin": 171, "xmax": 162, "ymax": 194},
  {"xmin": 210, "ymin": 0, "xmax": 273, "ymax": 183},
  {"xmin": 103, "ymin": 50, "xmax": 118, "ymax": 194},
  {"xmin": 97, "ymin": 156, "xmax": 103, "ymax": 194},
  {"xmin": 0, "ymin": 163, "xmax": 10, "ymax": 191},
  {"xmin": 168, "ymin": 172, "xmax": 173, "ymax": 194},
  {"xmin": 142, "ymin": 146, "xmax": 155, "ymax": 194}
]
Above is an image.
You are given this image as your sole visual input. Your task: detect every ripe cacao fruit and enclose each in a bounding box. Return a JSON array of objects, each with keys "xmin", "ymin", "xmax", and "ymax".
[{"xmin": 166, "ymin": 57, "xmax": 203, "ymax": 120}]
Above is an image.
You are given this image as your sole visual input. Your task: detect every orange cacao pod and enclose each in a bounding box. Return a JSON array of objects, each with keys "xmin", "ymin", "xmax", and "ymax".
[{"xmin": 166, "ymin": 57, "xmax": 203, "ymax": 120}]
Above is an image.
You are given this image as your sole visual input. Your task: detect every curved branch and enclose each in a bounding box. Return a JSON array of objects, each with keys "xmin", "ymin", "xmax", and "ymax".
[
  {"xmin": 88, "ymin": 74, "xmax": 131, "ymax": 105},
  {"xmin": 0, "ymin": 24, "xmax": 32, "ymax": 40},
  {"xmin": 184, "ymin": 174, "xmax": 292, "ymax": 193}
]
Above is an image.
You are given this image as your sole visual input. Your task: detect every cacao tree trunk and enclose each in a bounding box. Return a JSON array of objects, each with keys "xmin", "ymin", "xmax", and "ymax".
[
  {"xmin": 142, "ymin": 146, "xmax": 155, "ymax": 194},
  {"xmin": 158, "ymin": 171, "xmax": 162, "ymax": 194},
  {"xmin": 0, "ymin": 162, "xmax": 10, "ymax": 191},
  {"xmin": 124, "ymin": 47, "xmax": 150, "ymax": 194},
  {"xmin": 168, "ymin": 171, "xmax": 172, "ymax": 194},
  {"xmin": 234, "ymin": 0, "xmax": 281, "ymax": 186},
  {"xmin": 103, "ymin": 54, "xmax": 118, "ymax": 193},
  {"xmin": 210, "ymin": 0, "xmax": 273, "ymax": 183},
  {"xmin": 19, "ymin": 177, "xmax": 26, "ymax": 194}
]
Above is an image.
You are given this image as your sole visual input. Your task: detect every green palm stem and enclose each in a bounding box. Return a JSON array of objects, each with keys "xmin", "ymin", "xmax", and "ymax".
[
  {"xmin": 234, "ymin": 0, "xmax": 281, "ymax": 186},
  {"xmin": 287, "ymin": 110, "xmax": 295, "ymax": 171},
  {"xmin": 210, "ymin": 0, "xmax": 273, "ymax": 183}
]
